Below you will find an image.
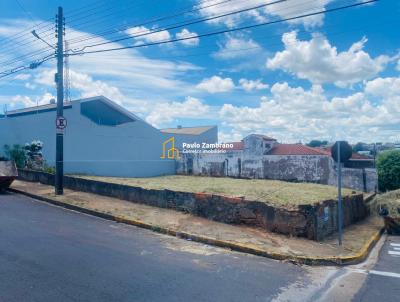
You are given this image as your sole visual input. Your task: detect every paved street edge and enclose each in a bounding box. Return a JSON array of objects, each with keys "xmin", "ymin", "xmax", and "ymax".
[{"xmin": 8, "ymin": 188, "xmax": 384, "ymax": 266}]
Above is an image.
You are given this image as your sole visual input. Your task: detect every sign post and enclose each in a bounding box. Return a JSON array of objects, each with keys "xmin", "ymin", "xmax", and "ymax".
[
  {"xmin": 331, "ymin": 140, "xmax": 352, "ymax": 246},
  {"xmin": 337, "ymin": 142, "xmax": 343, "ymax": 245},
  {"xmin": 55, "ymin": 6, "xmax": 64, "ymax": 195}
]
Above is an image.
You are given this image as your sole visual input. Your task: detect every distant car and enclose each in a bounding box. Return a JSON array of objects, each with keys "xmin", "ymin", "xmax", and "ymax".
[{"xmin": 0, "ymin": 160, "xmax": 18, "ymax": 190}]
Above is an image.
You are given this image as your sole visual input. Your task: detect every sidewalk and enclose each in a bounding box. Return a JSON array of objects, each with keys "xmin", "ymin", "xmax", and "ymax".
[{"xmin": 9, "ymin": 180, "xmax": 384, "ymax": 265}]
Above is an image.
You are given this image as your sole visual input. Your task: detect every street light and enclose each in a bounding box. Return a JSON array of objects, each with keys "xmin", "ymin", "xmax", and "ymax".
[{"xmin": 31, "ymin": 30, "xmax": 55, "ymax": 49}]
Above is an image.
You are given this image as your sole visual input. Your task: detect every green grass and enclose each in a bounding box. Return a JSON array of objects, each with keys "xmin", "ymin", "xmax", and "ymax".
[
  {"xmin": 374, "ymin": 189, "xmax": 400, "ymax": 218},
  {"xmin": 72, "ymin": 175, "xmax": 358, "ymax": 206}
]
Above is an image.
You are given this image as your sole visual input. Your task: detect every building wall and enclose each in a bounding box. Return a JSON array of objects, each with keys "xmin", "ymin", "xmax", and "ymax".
[
  {"xmin": 162, "ymin": 126, "xmax": 218, "ymax": 150},
  {"xmin": 177, "ymin": 152, "xmax": 377, "ymax": 192},
  {"xmin": 0, "ymin": 100, "xmax": 175, "ymax": 177},
  {"xmin": 328, "ymin": 166, "xmax": 378, "ymax": 193}
]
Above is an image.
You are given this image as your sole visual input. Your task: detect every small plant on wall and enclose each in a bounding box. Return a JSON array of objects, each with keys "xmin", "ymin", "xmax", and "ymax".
[{"xmin": 24, "ymin": 140, "xmax": 44, "ymax": 170}]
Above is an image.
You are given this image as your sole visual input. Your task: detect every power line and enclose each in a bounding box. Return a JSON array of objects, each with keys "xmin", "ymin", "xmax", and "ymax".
[
  {"xmin": 65, "ymin": 0, "xmax": 352, "ymax": 48},
  {"xmin": 115, "ymin": 16, "xmax": 396, "ymax": 62},
  {"xmin": 0, "ymin": 26, "xmax": 55, "ymax": 55},
  {"xmin": 66, "ymin": 0, "xmax": 236, "ymax": 45},
  {"xmin": 66, "ymin": 0, "xmax": 356, "ymax": 51},
  {"xmin": 71, "ymin": 0, "xmax": 287, "ymax": 51},
  {"xmin": 68, "ymin": 0, "xmax": 377, "ymax": 56},
  {"xmin": 66, "ymin": 0, "xmax": 153, "ymax": 26},
  {"xmin": 0, "ymin": 21, "xmax": 54, "ymax": 48},
  {"xmin": 0, "ymin": 0, "xmax": 377, "ymax": 80},
  {"xmin": 14, "ymin": 0, "xmax": 36, "ymax": 24},
  {"xmin": 0, "ymin": 54, "xmax": 55, "ymax": 78},
  {"xmin": 0, "ymin": 0, "xmax": 321, "ymax": 66},
  {"xmin": 0, "ymin": 47, "xmax": 55, "ymax": 67}
]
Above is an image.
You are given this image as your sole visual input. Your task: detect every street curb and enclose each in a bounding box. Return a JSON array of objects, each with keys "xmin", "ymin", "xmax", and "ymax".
[{"xmin": 8, "ymin": 187, "xmax": 384, "ymax": 266}]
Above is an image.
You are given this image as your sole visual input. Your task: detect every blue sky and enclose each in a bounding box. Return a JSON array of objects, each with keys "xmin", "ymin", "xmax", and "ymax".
[{"xmin": 0, "ymin": 0, "xmax": 399, "ymax": 143}]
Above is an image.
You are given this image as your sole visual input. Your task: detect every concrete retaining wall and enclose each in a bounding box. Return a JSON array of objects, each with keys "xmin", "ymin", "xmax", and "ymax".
[{"xmin": 17, "ymin": 169, "xmax": 370, "ymax": 241}]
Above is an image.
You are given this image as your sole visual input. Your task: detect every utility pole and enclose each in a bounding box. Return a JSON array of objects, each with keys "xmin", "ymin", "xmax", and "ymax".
[
  {"xmin": 337, "ymin": 141, "xmax": 343, "ymax": 246},
  {"xmin": 55, "ymin": 6, "xmax": 64, "ymax": 195}
]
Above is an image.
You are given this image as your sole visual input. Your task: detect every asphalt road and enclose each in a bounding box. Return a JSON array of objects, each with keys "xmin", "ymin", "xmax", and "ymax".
[
  {"xmin": 352, "ymin": 235, "xmax": 400, "ymax": 301},
  {"xmin": 1, "ymin": 192, "xmax": 398, "ymax": 302},
  {"xmin": 0, "ymin": 192, "xmax": 305, "ymax": 302}
]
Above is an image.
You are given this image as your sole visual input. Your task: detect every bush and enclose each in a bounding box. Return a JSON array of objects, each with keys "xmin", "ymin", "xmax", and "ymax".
[
  {"xmin": 377, "ymin": 150, "xmax": 400, "ymax": 192},
  {"xmin": 24, "ymin": 140, "xmax": 43, "ymax": 170},
  {"xmin": 4, "ymin": 144, "xmax": 26, "ymax": 168},
  {"xmin": 0, "ymin": 156, "xmax": 8, "ymax": 161},
  {"xmin": 43, "ymin": 164, "xmax": 56, "ymax": 174}
]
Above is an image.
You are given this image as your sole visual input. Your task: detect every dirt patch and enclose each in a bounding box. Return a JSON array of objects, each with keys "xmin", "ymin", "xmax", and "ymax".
[{"xmin": 11, "ymin": 180, "xmax": 383, "ymax": 264}]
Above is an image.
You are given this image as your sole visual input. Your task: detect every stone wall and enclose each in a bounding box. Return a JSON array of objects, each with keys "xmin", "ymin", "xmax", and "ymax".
[
  {"xmin": 328, "ymin": 166, "xmax": 378, "ymax": 193},
  {"xmin": 17, "ymin": 169, "xmax": 370, "ymax": 241},
  {"xmin": 177, "ymin": 153, "xmax": 377, "ymax": 192}
]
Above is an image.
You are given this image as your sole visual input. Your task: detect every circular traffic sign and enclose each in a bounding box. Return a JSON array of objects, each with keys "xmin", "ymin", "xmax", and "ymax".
[
  {"xmin": 56, "ymin": 116, "xmax": 67, "ymax": 130},
  {"xmin": 331, "ymin": 141, "xmax": 352, "ymax": 163}
]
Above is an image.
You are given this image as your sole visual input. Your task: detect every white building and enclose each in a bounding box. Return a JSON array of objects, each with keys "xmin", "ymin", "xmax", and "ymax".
[{"xmin": 0, "ymin": 96, "xmax": 217, "ymax": 177}]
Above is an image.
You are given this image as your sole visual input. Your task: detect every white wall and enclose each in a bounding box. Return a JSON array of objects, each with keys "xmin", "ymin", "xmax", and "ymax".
[{"xmin": 0, "ymin": 99, "xmax": 175, "ymax": 177}]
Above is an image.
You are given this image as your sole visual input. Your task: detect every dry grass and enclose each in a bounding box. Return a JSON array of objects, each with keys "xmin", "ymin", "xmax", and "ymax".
[
  {"xmin": 72, "ymin": 175, "xmax": 358, "ymax": 206},
  {"xmin": 374, "ymin": 189, "xmax": 400, "ymax": 218}
]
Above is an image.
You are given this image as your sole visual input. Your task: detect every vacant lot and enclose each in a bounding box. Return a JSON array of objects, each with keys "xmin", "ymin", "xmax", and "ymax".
[{"xmin": 73, "ymin": 175, "xmax": 357, "ymax": 206}]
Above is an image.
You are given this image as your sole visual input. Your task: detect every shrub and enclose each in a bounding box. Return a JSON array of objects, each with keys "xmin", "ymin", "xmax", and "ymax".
[
  {"xmin": 0, "ymin": 156, "xmax": 8, "ymax": 161},
  {"xmin": 24, "ymin": 140, "xmax": 44, "ymax": 170},
  {"xmin": 4, "ymin": 144, "xmax": 26, "ymax": 168},
  {"xmin": 43, "ymin": 164, "xmax": 56, "ymax": 174},
  {"xmin": 377, "ymin": 150, "xmax": 400, "ymax": 192}
]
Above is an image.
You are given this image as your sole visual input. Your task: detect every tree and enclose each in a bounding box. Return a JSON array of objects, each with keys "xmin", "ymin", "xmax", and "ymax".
[
  {"xmin": 4, "ymin": 144, "xmax": 26, "ymax": 168},
  {"xmin": 306, "ymin": 140, "xmax": 328, "ymax": 148},
  {"xmin": 377, "ymin": 150, "xmax": 400, "ymax": 191},
  {"xmin": 353, "ymin": 142, "xmax": 366, "ymax": 152}
]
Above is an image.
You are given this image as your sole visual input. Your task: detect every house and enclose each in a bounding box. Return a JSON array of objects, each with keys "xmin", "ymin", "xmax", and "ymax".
[
  {"xmin": 176, "ymin": 134, "xmax": 377, "ymax": 192},
  {"xmin": 0, "ymin": 96, "xmax": 217, "ymax": 177},
  {"xmin": 160, "ymin": 125, "xmax": 218, "ymax": 150}
]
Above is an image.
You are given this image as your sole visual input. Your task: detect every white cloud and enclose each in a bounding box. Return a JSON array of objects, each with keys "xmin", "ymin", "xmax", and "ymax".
[
  {"xmin": 24, "ymin": 82, "xmax": 36, "ymax": 90},
  {"xmin": 197, "ymin": 0, "xmax": 333, "ymax": 28},
  {"xmin": 176, "ymin": 28, "xmax": 199, "ymax": 46},
  {"xmin": 213, "ymin": 35, "xmax": 261, "ymax": 60},
  {"xmin": 34, "ymin": 68, "xmax": 124, "ymax": 104},
  {"xmin": 239, "ymin": 78, "xmax": 268, "ymax": 91},
  {"xmin": 219, "ymin": 79, "xmax": 400, "ymax": 143},
  {"xmin": 267, "ymin": 32, "xmax": 390, "ymax": 87},
  {"xmin": 196, "ymin": 76, "xmax": 235, "ymax": 93},
  {"xmin": 9, "ymin": 92, "xmax": 55, "ymax": 109},
  {"xmin": 365, "ymin": 77, "xmax": 400, "ymax": 98},
  {"xmin": 14, "ymin": 74, "xmax": 31, "ymax": 80},
  {"xmin": 145, "ymin": 96, "xmax": 210, "ymax": 127},
  {"xmin": 69, "ymin": 70, "xmax": 125, "ymax": 104},
  {"xmin": 125, "ymin": 26, "xmax": 171, "ymax": 44},
  {"xmin": 264, "ymin": 0, "xmax": 333, "ymax": 28}
]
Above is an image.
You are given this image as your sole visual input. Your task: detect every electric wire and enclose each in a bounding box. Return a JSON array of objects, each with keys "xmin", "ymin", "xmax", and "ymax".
[{"xmin": 67, "ymin": 0, "xmax": 376, "ymax": 56}]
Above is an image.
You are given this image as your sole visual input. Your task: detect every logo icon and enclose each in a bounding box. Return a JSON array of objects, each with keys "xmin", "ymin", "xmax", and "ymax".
[{"xmin": 161, "ymin": 137, "xmax": 180, "ymax": 159}]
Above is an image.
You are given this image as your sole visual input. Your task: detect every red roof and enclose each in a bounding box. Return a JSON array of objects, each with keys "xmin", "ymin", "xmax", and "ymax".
[
  {"xmin": 349, "ymin": 152, "xmax": 372, "ymax": 160},
  {"xmin": 268, "ymin": 144, "xmax": 329, "ymax": 156},
  {"xmin": 319, "ymin": 147, "xmax": 372, "ymax": 160}
]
